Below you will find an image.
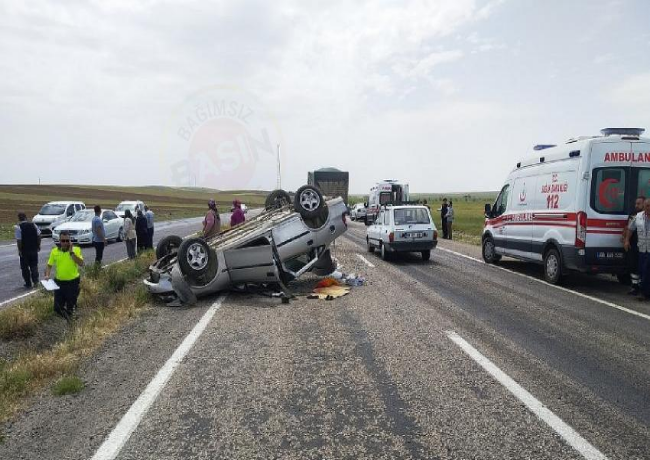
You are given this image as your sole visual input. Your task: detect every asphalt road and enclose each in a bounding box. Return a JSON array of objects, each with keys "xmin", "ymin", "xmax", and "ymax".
[
  {"xmin": 0, "ymin": 212, "xmax": 247, "ymax": 309},
  {"xmin": 1, "ymin": 221, "xmax": 649, "ymax": 459}
]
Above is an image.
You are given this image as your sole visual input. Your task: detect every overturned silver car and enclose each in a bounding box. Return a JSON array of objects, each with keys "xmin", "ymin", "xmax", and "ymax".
[{"xmin": 144, "ymin": 185, "xmax": 348, "ymax": 304}]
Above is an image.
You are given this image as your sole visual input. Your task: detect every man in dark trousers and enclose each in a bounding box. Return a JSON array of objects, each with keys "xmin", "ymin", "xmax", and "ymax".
[
  {"xmin": 623, "ymin": 195, "xmax": 645, "ymax": 295},
  {"xmin": 45, "ymin": 230, "xmax": 84, "ymax": 322},
  {"xmin": 91, "ymin": 205, "xmax": 107, "ymax": 265},
  {"xmin": 439, "ymin": 198, "xmax": 449, "ymax": 239},
  {"xmin": 144, "ymin": 206, "xmax": 155, "ymax": 249},
  {"xmin": 15, "ymin": 212, "xmax": 41, "ymax": 288}
]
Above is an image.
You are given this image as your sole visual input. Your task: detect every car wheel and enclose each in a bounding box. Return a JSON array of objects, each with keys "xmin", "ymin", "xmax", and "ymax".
[
  {"xmin": 294, "ymin": 185, "xmax": 325, "ymax": 220},
  {"xmin": 367, "ymin": 237, "xmax": 375, "ymax": 253},
  {"xmin": 380, "ymin": 243, "xmax": 390, "ymax": 261},
  {"xmin": 116, "ymin": 227, "xmax": 124, "ymax": 242},
  {"xmin": 421, "ymin": 250, "xmax": 431, "ymax": 261},
  {"xmin": 156, "ymin": 235, "xmax": 183, "ymax": 259},
  {"xmin": 482, "ymin": 236, "xmax": 501, "ymax": 264},
  {"xmin": 544, "ymin": 247, "xmax": 563, "ymax": 284},
  {"xmin": 178, "ymin": 238, "xmax": 217, "ymax": 280},
  {"xmin": 265, "ymin": 189, "xmax": 292, "ymax": 210}
]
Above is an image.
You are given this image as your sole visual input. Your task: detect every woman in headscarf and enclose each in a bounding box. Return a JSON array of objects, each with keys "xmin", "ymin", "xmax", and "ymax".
[
  {"xmin": 123, "ymin": 209, "xmax": 137, "ymax": 259},
  {"xmin": 230, "ymin": 200, "xmax": 245, "ymax": 227},
  {"xmin": 203, "ymin": 200, "xmax": 221, "ymax": 239},
  {"xmin": 135, "ymin": 209, "xmax": 149, "ymax": 252}
]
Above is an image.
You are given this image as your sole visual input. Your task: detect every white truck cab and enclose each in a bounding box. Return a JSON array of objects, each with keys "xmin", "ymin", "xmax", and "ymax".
[
  {"xmin": 483, "ymin": 127, "xmax": 649, "ymax": 284},
  {"xmin": 366, "ymin": 205, "xmax": 437, "ymax": 261}
]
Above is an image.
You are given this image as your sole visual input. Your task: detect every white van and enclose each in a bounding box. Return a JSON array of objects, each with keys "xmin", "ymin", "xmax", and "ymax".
[
  {"xmin": 365, "ymin": 180, "xmax": 409, "ymax": 225},
  {"xmin": 483, "ymin": 128, "xmax": 650, "ymax": 284},
  {"xmin": 115, "ymin": 200, "xmax": 146, "ymax": 218},
  {"xmin": 32, "ymin": 201, "xmax": 86, "ymax": 235}
]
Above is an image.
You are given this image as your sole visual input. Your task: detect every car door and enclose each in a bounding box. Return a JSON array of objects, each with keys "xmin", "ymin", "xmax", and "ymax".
[
  {"xmin": 491, "ymin": 184, "xmax": 511, "ymax": 255},
  {"xmin": 368, "ymin": 210, "xmax": 382, "ymax": 245},
  {"xmin": 103, "ymin": 211, "xmax": 117, "ymax": 239}
]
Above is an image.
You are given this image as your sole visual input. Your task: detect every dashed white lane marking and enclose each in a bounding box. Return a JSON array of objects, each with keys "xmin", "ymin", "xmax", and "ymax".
[
  {"xmin": 438, "ymin": 247, "xmax": 650, "ymax": 322},
  {"xmin": 91, "ymin": 295, "xmax": 227, "ymax": 460},
  {"xmin": 446, "ymin": 331, "xmax": 608, "ymax": 460},
  {"xmin": 356, "ymin": 254, "xmax": 376, "ymax": 268}
]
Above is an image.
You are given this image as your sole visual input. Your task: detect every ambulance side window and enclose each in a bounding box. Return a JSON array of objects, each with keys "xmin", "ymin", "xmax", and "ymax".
[{"xmin": 493, "ymin": 185, "xmax": 510, "ymax": 217}]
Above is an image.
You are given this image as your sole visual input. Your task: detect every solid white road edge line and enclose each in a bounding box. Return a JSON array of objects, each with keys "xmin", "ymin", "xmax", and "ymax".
[
  {"xmin": 356, "ymin": 254, "xmax": 375, "ymax": 268},
  {"xmin": 446, "ymin": 331, "xmax": 608, "ymax": 460},
  {"xmin": 439, "ymin": 247, "xmax": 650, "ymax": 322},
  {"xmin": 91, "ymin": 295, "xmax": 227, "ymax": 460}
]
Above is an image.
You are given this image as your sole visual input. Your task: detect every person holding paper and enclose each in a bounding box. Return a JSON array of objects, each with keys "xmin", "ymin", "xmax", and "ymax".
[{"xmin": 44, "ymin": 231, "xmax": 84, "ymax": 322}]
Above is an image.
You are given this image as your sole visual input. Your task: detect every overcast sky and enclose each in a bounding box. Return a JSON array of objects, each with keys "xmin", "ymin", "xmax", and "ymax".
[{"xmin": 2, "ymin": 0, "xmax": 650, "ymax": 194}]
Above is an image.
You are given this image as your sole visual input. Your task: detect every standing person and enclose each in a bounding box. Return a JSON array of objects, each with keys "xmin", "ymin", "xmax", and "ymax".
[
  {"xmin": 44, "ymin": 231, "xmax": 84, "ymax": 322},
  {"xmin": 623, "ymin": 196, "xmax": 645, "ymax": 295},
  {"xmin": 203, "ymin": 200, "xmax": 221, "ymax": 238},
  {"xmin": 438, "ymin": 198, "xmax": 449, "ymax": 239},
  {"xmin": 445, "ymin": 200, "xmax": 454, "ymax": 240},
  {"xmin": 15, "ymin": 212, "xmax": 41, "ymax": 288},
  {"xmin": 135, "ymin": 209, "xmax": 149, "ymax": 253},
  {"xmin": 144, "ymin": 206, "xmax": 155, "ymax": 249},
  {"xmin": 625, "ymin": 198, "xmax": 650, "ymax": 300},
  {"xmin": 91, "ymin": 205, "xmax": 107, "ymax": 266},
  {"xmin": 123, "ymin": 209, "xmax": 137, "ymax": 259},
  {"xmin": 230, "ymin": 200, "xmax": 245, "ymax": 227}
]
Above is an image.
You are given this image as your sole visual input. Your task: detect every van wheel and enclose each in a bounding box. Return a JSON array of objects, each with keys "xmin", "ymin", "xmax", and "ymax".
[
  {"xmin": 367, "ymin": 237, "xmax": 375, "ymax": 253},
  {"xmin": 482, "ymin": 237, "xmax": 501, "ymax": 264},
  {"xmin": 380, "ymin": 243, "xmax": 390, "ymax": 261},
  {"xmin": 544, "ymin": 248, "xmax": 563, "ymax": 284}
]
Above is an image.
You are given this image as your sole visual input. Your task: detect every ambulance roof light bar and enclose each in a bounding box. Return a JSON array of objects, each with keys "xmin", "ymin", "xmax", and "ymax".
[
  {"xmin": 600, "ymin": 127, "xmax": 645, "ymax": 137},
  {"xmin": 533, "ymin": 144, "xmax": 556, "ymax": 151}
]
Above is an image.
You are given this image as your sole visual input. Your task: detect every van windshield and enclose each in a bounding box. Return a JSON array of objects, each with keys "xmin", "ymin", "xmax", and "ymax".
[
  {"xmin": 394, "ymin": 208, "xmax": 430, "ymax": 225},
  {"xmin": 38, "ymin": 204, "xmax": 66, "ymax": 215}
]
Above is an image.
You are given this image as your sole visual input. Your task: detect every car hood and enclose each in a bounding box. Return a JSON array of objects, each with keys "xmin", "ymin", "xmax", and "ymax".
[
  {"xmin": 33, "ymin": 214, "xmax": 62, "ymax": 223},
  {"xmin": 53, "ymin": 221, "xmax": 92, "ymax": 232}
]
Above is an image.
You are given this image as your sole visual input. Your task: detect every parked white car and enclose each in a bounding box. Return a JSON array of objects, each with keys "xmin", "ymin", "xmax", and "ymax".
[
  {"xmin": 115, "ymin": 200, "xmax": 146, "ymax": 218},
  {"xmin": 32, "ymin": 201, "xmax": 86, "ymax": 235},
  {"xmin": 350, "ymin": 203, "xmax": 367, "ymax": 221},
  {"xmin": 366, "ymin": 205, "xmax": 438, "ymax": 261},
  {"xmin": 52, "ymin": 209, "xmax": 124, "ymax": 245}
]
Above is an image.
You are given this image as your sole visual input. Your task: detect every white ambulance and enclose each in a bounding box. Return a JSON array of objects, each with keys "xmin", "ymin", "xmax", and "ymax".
[
  {"xmin": 482, "ymin": 128, "xmax": 650, "ymax": 284},
  {"xmin": 365, "ymin": 180, "xmax": 409, "ymax": 225}
]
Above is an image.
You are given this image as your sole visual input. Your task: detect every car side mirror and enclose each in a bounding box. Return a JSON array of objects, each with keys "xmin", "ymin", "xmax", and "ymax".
[{"xmin": 484, "ymin": 203, "xmax": 492, "ymax": 218}]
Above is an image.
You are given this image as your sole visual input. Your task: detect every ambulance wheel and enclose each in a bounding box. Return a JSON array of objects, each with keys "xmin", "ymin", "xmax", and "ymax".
[
  {"xmin": 482, "ymin": 237, "xmax": 501, "ymax": 264},
  {"xmin": 543, "ymin": 248, "xmax": 563, "ymax": 284},
  {"xmin": 421, "ymin": 250, "xmax": 431, "ymax": 261},
  {"xmin": 367, "ymin": 237, "xmax": 375, "ymax": 253}
]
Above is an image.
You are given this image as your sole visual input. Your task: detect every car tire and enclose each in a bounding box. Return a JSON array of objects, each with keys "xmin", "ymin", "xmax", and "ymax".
[
  {"xmin": 367, "ymin": 237, "xmax": 375, "ymax": 253},
  {"xmin": 156, "ymin": 235, "xmax": 183, "ymax": 259},
  {"xmin": 380, "ymin": 243, "xmax": 390, "ymax": 261},
  {"xmin": 178, "ymin": 238, "xmax": 217, "ymax": 280},
  {"xmin": 265, "ymin": 189, "xmax": 292, "ymax": 210},
  {"xmin": 482, "ymin": 236, "xmax": 501, "ymax": 264},
  {"xmin": 294, "ymin": 185, "xmax": 325, "ymax": 220},
  {"xmin": 544, "ymin": 247, "xmax": 563, "ymax": 284},
  {"xmin": 116, "ymin": 227, "xmax": 124, "ymax": 242},
  {"xmin": 421, "ymin": 250, "xmax": 431, "ymax": 261}
]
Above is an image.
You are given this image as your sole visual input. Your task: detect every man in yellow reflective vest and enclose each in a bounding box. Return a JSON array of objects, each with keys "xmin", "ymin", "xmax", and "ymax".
[{"xmin": 44, "ymin": 230, "xmax": 84, "ymax": 321}]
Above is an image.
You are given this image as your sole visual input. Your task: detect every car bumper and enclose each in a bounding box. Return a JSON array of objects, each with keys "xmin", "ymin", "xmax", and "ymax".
[
  {"xmin": 386, "ymin": 240, "xmax": 437, "ymax": 252},
  {"xmin": 52, "ymin": 234, "xmax": 93, "ymax": 245},
  {"xmin": 143, "ymin": 273, "xmax": 175, "ymax": 294}
]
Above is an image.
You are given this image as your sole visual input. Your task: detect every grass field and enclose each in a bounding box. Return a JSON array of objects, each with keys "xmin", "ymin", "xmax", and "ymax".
[
  {"xmin": 349, "ymin": 191, "xmax": 498, "ymax": 245},
  {"xmin": 0, "ymin": 185, "xmax": 267, "ymax": 240}
]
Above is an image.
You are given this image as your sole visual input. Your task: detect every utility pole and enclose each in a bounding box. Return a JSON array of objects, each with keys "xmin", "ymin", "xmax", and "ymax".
[{"xmin": 276, "ymin": 143, "xmax": 282, "ymax": 189}]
